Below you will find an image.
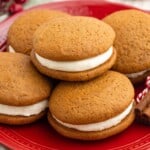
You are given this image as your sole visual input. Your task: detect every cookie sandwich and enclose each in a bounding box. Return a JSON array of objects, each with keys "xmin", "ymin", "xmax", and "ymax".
[
  {"xmin": 31, "ymin": 16, "xmax": 116, "ymax": 81},
  {"xmin": 48, "ymin": 71, "xmax": 135, "ymax": 140},
  {"xmin": 7, "ymin": 9, "xmax": 69, "ymax": 54},
  {"xmin": 0, "ymin": 52, "xmax": 51, "ymax": 125},
  {"xmin": 103, "ymin": 10, "xmax": 150, "ymax": 84}
]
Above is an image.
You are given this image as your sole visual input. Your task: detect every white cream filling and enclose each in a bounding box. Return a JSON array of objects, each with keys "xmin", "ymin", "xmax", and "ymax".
[
  {"xmin": 126, "ymin": 69, "xmax": 150, "ymax": 78},
  {"xmin": 8, "ymin": 45, "xmax": 15, "ymax": 53},
  {"xmin": 35, "ymin": 46, "xmax": 113, "ymax": 72},
  {"xmin": 0, "ymin": 100, "xmax": 48, "ymax": 117},
  {"xmin": 52, "ymin": 101, "xmax": 133, "ymax": 132}
]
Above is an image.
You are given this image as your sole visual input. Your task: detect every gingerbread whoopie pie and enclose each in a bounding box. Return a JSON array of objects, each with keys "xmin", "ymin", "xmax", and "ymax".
[
  {"xmin": 0, "ymin": 52, "xmax": 51, "ymax": 125},
  {"xmin": 7, "ymin": 9, "xmax": 69, "ymax": 55},
  {"xmin": 103, "ymin": 9, "xmax": 150, "ymax": 84},
  {"xmin": 48, "ymin": 71, "xmax": 135, "ymax": 140},
  {"xmin": 31, "ymin": 16, "xmax": 116, "ymax": 81}
]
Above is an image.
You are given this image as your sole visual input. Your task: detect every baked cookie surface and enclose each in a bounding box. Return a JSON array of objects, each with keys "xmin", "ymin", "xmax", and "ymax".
[
  {"xmin": 33, "ymin": 16, "xmax": 115, "ymax": 61},
  {"xmin": 48, "ymin": 71, "xmax": 135, "ymax": 140},
  {"xmin": 7, "ymin": 9, "xmax": 69, "ymax": 54},
  {"xmin": 103, "ymin": 10, "xmax": 150, "ymax": 83},
  {"xmin": 0, "ymin": 52, "xmax": 52, "ymax": 125}
]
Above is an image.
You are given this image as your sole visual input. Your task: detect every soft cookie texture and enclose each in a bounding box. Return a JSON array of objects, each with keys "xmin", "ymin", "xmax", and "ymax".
[
  {"xmin": 48, "ymin": 71, "xmax": 135, "ymax": 140},
  {"xmin": 31, "ymin": 16, "xmax": 116, "ymax": 81},
  {"xmin": 103, "ymin": 9, "xmax": 150, "ymax": 84},
  {"xmin": 0, "ymin": 52, "xmax": 52, "ymax": 125},
  {"xmin": 7, "ymin": 9, "xmax": 69, "ymax": 55}
]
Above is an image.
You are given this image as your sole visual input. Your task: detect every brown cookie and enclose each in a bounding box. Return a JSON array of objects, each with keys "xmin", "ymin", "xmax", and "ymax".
[
  {"xmin": 7, "ymin": 9, "xmax": 69, "ymax": 55},
  {"xmin": 31, "ymin": 16, "xmax": 116, "ymax": 81},
  {"xmin": 103, "ymin": 9, "xmax": 150, "ymax": 84},
  {"xmin": 48, "ymin": 71, "xmax": 135, "ymax": 140},
  {"xmin": 0, "ymin": 52, "xmax": 52, "ymax": 125}
]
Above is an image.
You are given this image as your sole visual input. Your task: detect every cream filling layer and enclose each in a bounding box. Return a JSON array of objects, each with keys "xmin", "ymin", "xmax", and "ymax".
[
  {"xmin": 52, "ymin": 101, "xmax": 133, "ymax": 132},
  {"xmin": 35, "ymin": 46, "xmax": 113, "ymax": 72},
  {"xmin": 126, "ymin": 69, "xmax": 150, "ymax": 78},
  {"xmin": 0, "ymin": 100, "xmax": 48, "ymax": 117},
  {"xmin": 8, "ymin": 45, "xmax": 15, "ymax": 53}
]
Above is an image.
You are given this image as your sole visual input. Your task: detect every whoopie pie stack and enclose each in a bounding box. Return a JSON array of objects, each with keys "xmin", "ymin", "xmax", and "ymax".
[
  {"xmin": 30, "ymin": 14, "xmax": 135, "ymax": 140},
  {"xmin": 0, "ymin": 9, "xmax": 68, "ymax": 125},
  {"xmin": 1, "ymin": 8, "xmax": 138, "ymax": 141}
]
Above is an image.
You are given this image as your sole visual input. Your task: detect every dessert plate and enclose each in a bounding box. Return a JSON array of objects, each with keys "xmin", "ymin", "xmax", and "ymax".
[{"xmin": 0, "ymin": 1, "xmax": 150, "ymax": 150}]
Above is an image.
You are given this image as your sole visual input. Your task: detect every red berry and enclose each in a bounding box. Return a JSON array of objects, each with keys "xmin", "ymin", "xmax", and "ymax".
[
  {"xmin": 8, "ymin": 3, "xmax": 23, "ymax": 15},
  {"xmin": 14, "ymin": 0, "xmax": 27, "ymax": 4}
]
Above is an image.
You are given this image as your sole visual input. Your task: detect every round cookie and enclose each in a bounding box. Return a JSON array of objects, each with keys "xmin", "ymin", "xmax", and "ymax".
[
  {"xmin": 103, "ymin": 9, "xmax": 150, "ymax": 84},
  {"xmin": 0, "ymin": 52, "xmax": 51, "ymax": 125},
  {"xmin": 7, "ymin": 9, "xmax": 69, "ymax": 55},
  {"xmin": 48, "ymin": 71, "xmax": 135, "ymax": 140},
  {"xmin": 31, "ymin": 16, "xmax": 116, "ymax": 81}
]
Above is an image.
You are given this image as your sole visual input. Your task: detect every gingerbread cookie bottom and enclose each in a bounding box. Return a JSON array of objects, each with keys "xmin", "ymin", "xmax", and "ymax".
[
  {"xmin": 0, "ymin": 111, "xmax": 46, "ymax": 125},
  {"xmin": 47, "ymin": 111, "xmax": 135, "ymax": 141},
  {"xmin": 31, "ymin": 49, "xmax": 117, "ymax": 81}
]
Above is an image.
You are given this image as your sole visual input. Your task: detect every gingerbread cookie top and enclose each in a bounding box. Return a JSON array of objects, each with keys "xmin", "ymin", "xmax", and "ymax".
[
  {"xmin": 49, "ymin": 71, "xmax": 134, "ymax": 124},
  {"xmin": 103, "ymin": 10, "xmax": 150, "ymax": 74},
  {"xmin": 0, "ymin": 52, "xmax": 51, "ymax": 106},
  {"xmin": 33, "ymin": 16, "xmax": 115, "ymax": 61},
  {"xmin": 7, "ymin": 9, "xmax": 69, "ymax": 54}
]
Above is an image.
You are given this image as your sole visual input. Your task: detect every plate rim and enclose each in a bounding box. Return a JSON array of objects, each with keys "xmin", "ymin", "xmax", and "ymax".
[{"xmin": 0, "ymin": 1, "xmax": 150, "ymax": 150}]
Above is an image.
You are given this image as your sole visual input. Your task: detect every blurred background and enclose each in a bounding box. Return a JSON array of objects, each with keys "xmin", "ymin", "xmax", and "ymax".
[
  {"xmin": 0, "ymin": 0, "xmax": 150, "ymax": 18},
  {"xmin": 24, "ymin": 0, "xmax": 150, "ymax": 11},
  {"xmin": 25, "ymin": 0, "xmax": 150, "ymax": 11},
  {"xmin": 109, "ymin": 0, "xmax": 150, "ymax": 10}
]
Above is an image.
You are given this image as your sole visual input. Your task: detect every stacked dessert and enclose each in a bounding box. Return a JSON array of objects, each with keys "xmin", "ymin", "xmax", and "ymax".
[
  {"xmin": 30, "ymin": 15, "xmax": 135, "ymax": 140},
  {"xmin": 0, "ymin": 8, "xmax": 149, "ymax": 140}
]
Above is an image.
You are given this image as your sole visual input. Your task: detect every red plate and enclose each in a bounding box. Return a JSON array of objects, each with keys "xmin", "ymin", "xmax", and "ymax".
[{"xmin": 0, "ymin": 1, "xmax": 150, "ymax": 150}]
